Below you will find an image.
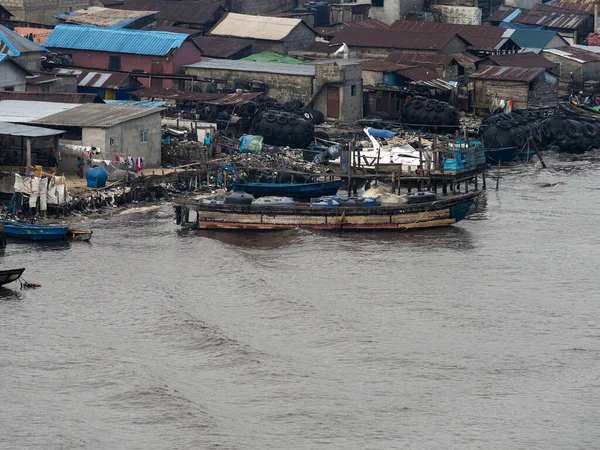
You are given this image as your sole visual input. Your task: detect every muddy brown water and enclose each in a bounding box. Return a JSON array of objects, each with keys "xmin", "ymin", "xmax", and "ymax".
[{"xmin": 1, "ymin": 153, "xmax": 600, "ymax": 449}]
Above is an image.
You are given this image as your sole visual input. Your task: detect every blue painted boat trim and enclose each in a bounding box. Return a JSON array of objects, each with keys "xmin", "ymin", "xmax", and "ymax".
[{"xmin": 233, "ymin": 180, "xmax": 343, "ymax": 198}]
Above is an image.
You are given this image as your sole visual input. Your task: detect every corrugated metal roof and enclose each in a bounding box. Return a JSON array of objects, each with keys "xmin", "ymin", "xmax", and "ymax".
[
  {"xmin": 516, "ymin": 3, "xmax": 590, "ymax": 30},
  {"xmin": 105, "ymin": 99, "xmax": 167, "ymax": 107},
  {"xmin": 0, "ymin": 100, "xmax": 80, "ymax": 123},
  {"xmin": 0, "ymin": 23, "xmax": 48, "ymax": 56},
  {"xmin": 573, "ymin": 44, "xmax": 600, "ymax": 53},
  {"xmin": 185, "ymin": 58, "xmax": 316, "ymax": 76},
  {"xmin": 397, "ymin": 66, "xmax": 439, "ymax": 82},
  {"xmin": 344, "ymin": 19, "xmax": 389, "ymax": 29},
  {"xmin": 361, "ymin": 60, "xmax": 412, "ymax": 72},
  {"xmin": 509, "ymin": 29, "xmax": 568, "ymax": 49},
  {"xmin": 193, "ymin": 35, "xmax": 251, "ymax": 58},
  {"xmin": 0, "ymin": 91, "xmax": 102, "ymax": 103},
  {"xmin": 129, "ymin": 87, "xmax": 263, "ymax": 104},
  {"xmin": 451, "ymin": 52, "xmax": 480, "ymax": 66},
  {"xmin": 481, "ymin": 52, "xmax": 558, "ymax": 69},
  {"xmin": 470, "ymin": 66, "xmax": 545, "ymax": 82},
  {"xmin": 209, "ymin": 13, "xmax": 311, "ymax": 41},
  {"xmin": 26, "ymin": 74, "xmax": 59, "ymax": 84},
  {"xmin": 0, "ymin": 122, "xmax": 65, "ymax": 137},
  {"xmin": 44, "ymin": 24, "xmax": 194, "ymax": 56},
  {"xmin": 552, "ymin": 0, "xmax": 596, "ymax": 13},
  {"xmin": 58, "ymin": 6, "xmax": 158, "ymax": 28},
  {"xmin": 390, "ymin": 20, "xmax": 514, "ymax": 51},
  {"xmin": 329, "ymin": 28, "xmax": 461, "ymax": 50},
  {"xmin": 386, "ymin": 52, "xmax": 454, "ymax": 65},
  {"xmin": 55, "ymin": 68, "xmax": 135, "ymax": 89},
  {"xmin": 118, "ymin": 0, "xmax": 224, "ymax": 26},
  {"xmin": 28, "ymin": 104, "xmax": 163, "ymax": 128},
  {"xmin": 487, "ymin": 8, "xmax": 519, "ymax": 22},
  {"xmin": 543, "ymin": 46, "xmax": 600, "ymax": 62}
]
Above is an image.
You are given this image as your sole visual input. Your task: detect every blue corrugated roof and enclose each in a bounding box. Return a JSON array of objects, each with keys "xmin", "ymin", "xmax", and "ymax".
[
  {"xmin": 510, "ymin": 29, "xmax": 561, "ymax": 49},
  {"xmin": 44, "ymin": 24, "xmax": 192, "ymax": 56}
]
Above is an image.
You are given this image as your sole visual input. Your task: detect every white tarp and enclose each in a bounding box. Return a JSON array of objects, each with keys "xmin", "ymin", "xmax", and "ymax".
[{"xmin": 14, "ymin": 174, "xmax": 69, "ymax": 206}]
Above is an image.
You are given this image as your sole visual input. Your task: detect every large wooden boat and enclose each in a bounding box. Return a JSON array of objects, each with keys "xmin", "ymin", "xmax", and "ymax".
[
  {"xmin": 174, "ymin": 191, "xmax": 479, "ymax": 231},
  {"xmin": 232, "ymin": 180, "xmax": 342, "ymax": 198},
  {"xmin": 485, "ymin": 146, "xmax": 535, "ymax": 164}
]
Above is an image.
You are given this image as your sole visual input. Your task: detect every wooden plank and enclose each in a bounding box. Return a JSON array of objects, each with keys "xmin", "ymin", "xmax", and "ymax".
[
  {"xmin": 391, "ymin": 209, "xmax": 449, "ymax": 224},
  {"xmin": 262, "ymin": 214, "xmax": 327, "ymax": 225}
]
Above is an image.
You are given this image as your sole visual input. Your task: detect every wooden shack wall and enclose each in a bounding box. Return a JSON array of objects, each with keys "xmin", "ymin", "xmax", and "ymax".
[
  {"xmin": 473, "ymin": 79, "xmax": 529, "ymax": 110},
  {"xmin": 528, "ymin": 78, "xmax": 558, "ymax": 109}
]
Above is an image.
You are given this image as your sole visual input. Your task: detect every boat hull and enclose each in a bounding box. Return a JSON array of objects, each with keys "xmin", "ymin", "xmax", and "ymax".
[
  {"xmin": 232, "ymin": 180, "xmax": 342, "ymax": 198},
  {"xmin": 175, "ymin": 192, "xmax": 478, "ymax": 232},
  {"xmin": 67, "ymin": 229, "xmax": 93, "ymax": 241},
  {"xmin": 3, "ymin": 222, "xmax": 69, "ymax": 241},
  {"xmin": 485, "ymin": 147, "xmax": 535, "ymax": 164},
  {"xmin": 0, "ymin": 268, "xmax": 25, "ymax": 286}
]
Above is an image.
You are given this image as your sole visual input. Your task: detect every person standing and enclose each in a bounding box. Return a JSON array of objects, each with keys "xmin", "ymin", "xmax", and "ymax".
[
  {"xmin": 76, "ymin": 156, "xmax": 83, "ymax": 178},
  {"xmin": 204, "ymin": 132, "xmax": 213, "ymax": 157}
]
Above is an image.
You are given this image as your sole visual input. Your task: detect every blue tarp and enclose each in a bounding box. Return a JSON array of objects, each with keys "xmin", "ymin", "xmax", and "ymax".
[{"xmin": 367, "ymin": 128, "xmax": 397, "ymax": 138}]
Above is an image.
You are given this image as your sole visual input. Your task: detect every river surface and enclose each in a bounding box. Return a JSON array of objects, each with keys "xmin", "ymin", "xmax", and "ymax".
[{"xmin": 1, "ymin": 152, "xmax": 600, "ymax": 450}]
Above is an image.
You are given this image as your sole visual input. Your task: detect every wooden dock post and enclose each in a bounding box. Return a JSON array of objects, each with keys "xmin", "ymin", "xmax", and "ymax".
[
  {"xmin": 495, "ymin": 159, "xmax": 501, "ymax": 190},
  {"xmin": 528, "ymin": 137, "xmax": 547, "ymax": 169}
]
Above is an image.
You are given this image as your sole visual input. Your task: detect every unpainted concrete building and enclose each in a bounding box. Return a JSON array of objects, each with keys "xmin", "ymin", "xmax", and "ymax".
[
  {"xmin": 0, "ymin": 55, "xmax": 33, "ymax": 91},
  {"xmin": 542, "ymin": 46, "xmax": 600, "ymax": 94},
  {"xmin": 184, "ymin": 59, "xmax": 363, "ymax": 122},
  {"xmin": 1, "ymin": 0, "xmax": 92, "ymax": 24},
  {"xmin": 369, "ymin": 0, "xmax": 425, "ymax": 25}
]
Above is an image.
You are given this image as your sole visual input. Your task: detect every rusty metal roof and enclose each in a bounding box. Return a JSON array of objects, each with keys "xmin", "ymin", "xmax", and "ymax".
[
  {"xmin": 487, "ymin": 8, "xmax": 519, "ymax": 22},
  {"xmin": 344, "ymin": 19, "xmax": 389, "ymax": 29},
  {"xmin": 0, "ymin": 90, "xmax": 103, "ymax": 103},
  {"xmin": 390, "ymin": 20, "xmax": 514, "ymax": 50},
  {"xmin": 28, "ymin": 103, "xmax": 163, "ymax": 128},
  {"xmin": 329, "ymin": 28, "xmax": 462, "ymax": 50},
  {"xmin": 386, "ymin": 52, "xmax": 454, "ymax": 65},
  {"xmin": 470, "ymin": 66, "xmax": 546, "ymax": 82},
  {"xmin": 130, "ymin": 87, "xmax": 262, "ymax": 105},
  {"xmin": 452, "ymin": 52, "xmax": 480, "ymax": 66},
  {"xmin": 361, "ymin": 60, "xmax": 412, "ymax": 72},
  {"xmin": 193, "ymin": 35, "xmax": 252, "ymax": 58},
  {"xmin": 480, "ymin": 52, "xmax": 558, "ymax": 69},
  {"xmin": 543, "ymin": 46, "xmax": 600, "ymax": 62},
  {"xmin": 548, "ymin": 0, "xmax": 596, "ymax": 14},
  {"xmin": 55, "ymin": 68, "xmax": 138, "ymax": 89},
  {"xmin": 118, "ymin": 0, "xmax": 224, "ymax": 26},
  {"xmin": 516, "ymin": 3, "xmax": 590, "ymax": 30}
]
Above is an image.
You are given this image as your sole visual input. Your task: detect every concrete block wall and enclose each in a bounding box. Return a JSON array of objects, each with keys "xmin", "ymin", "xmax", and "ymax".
[
  {"xmin": 6, "ymin": 0, "xmax": 92, "ymax": 24},
  {"xmin": 185, "ymin": 66, "xmax": 314, "ymax": 103},
  {"xmin": 0, "ymin": 63, "xmax": 27, "ymax": 91},
  {"xmin": 283, "ymin": 25, "xmax": 317, "ymax": 52},
  {"xmin": 227, "ymin": 0, "xmax": 292, "ymax": 15},
  {"xmin": 436, "ymin": 5, "xmax": 482, "ymax": 25},
  {"xmin": 370, "ymin": 0, "xmax": 425, "ymax": 24}
]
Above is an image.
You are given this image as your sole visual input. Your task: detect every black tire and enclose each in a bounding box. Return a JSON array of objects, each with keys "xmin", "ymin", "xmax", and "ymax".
[
  {"xmin": 531, "ymin": 128, "xmax": 542, "ymax": 143},
  {"xmin": 277, "ymin": 115, "xmax": 287, "ymax": 125},
  {"xmin": 303, "ymin": 112, "xmax": 312, "ymax": 121},
  {"xmin": 425, "ymin": 103, "xmax": 434, "ymax": 111},
  {"xmin": 263, "ymin": 127, "xmax": 274, "ymax": 137},
  {"xmin": 407, "ymin": 112, "xmax": 418, "ymax": 123},
  {"xmin": 497, "ymin": 121, "xmax": 511, "ymax": 131},
  {"xmin": 583, "ymin": 123, "xmax": 598, "ymax": 138},
  {"xmin": 288, "ymin": 116, "xmax": 299, "ymax": 125},
  {"xmin": 431, "ymin": 115, "xmax": 442, "ymax": 124},
  {"xmin": 434, "ymin": 103, "xmax": 444, "ymax": 112},
  {"xmin": 412, "ymin": 100, "xmax": 423, "ymax": 109},
  {"xmin": 566, "ymin": 124, "xmax": 580, "ymax": 139},
  {"xmin": 265, "ymin": 112, "xmax": 277, "ymax": 122},
  {"xmin": 553, "ymin": 129, "xmax": 565, "ymax": 140},
  {"xmin": 513, "ymin": 131, "xmax": 525, "ymax": 147}
]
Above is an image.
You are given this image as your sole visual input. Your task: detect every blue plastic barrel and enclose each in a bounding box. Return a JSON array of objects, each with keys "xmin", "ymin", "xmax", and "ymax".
[{"xmin": 86, "ymin": 165, "xmax": 109, "ymax": 188}]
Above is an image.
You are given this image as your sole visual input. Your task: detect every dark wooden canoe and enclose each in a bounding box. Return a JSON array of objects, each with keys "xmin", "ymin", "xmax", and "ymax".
[
  {"xmin": 232, "ymin": 180, "xmax": 342, "ymax": 198},
  {"xmin": 0, "ymin": 268, "xmax": 25, "ymax": 286}
]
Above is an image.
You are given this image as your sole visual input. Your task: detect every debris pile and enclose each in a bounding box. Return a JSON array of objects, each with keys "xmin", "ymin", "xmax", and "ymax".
[{"xmin": 162, "ymin": 140, "xmax": 208, "ymax": 167}]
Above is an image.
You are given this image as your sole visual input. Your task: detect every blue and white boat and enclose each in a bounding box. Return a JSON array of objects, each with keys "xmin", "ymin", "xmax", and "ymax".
[
  {"xmin": 3, "ymin": 221, "xmax": 69, "ymax": 241},
  {"xmin": 233, "ymin": 180, "xmax": 342, "ymax": 198}
]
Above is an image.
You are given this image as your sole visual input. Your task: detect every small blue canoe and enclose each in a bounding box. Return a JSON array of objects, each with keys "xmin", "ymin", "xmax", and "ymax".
[
  {"xmin": 3, "ymin": 221, "xmax": 69, "ymax": 241},
  {"xmin": 233, "ymin": 180, "xmax": 342, "ymax": 198},
  {"xmin": 485, "ymin": 146, "xmax": 536, "ymax": 164}
]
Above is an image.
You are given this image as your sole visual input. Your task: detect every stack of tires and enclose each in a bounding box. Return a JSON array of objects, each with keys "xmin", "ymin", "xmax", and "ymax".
[
  {"xmin": 402, "ymin": 96, "xmax": 460, "ymax": 132},
  {"xmin": 254, "ymin": 98, "xmax": 325, "ymax": 125},
  {"xmin": 539, "ymin": 116, "xmax": 600, "ymax": 153},
  {"xmin": 253, "ymin": 110, "xmax": 315, "ymax": 148},
  {"xmin": 479, "ymin": 112, "xmax": 600, "ymax": 154},
  {"xmin": 479, "ymin": 112, "xmax": 544, "ymax": 150}
]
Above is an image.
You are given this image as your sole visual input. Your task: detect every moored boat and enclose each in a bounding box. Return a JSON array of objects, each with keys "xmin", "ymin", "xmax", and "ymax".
[
  {"xmin": 67, "ymin": 229, "xmax": 93, "ymax": 241},
  {"xmin": 174, "ymin": 191, "xmax": 479, "ymax": 231},
  {"xmin": 3, "ymin": 221, "xmax": 69, "ymax": 241},
  {"xmin": 485, "ymin": 146, "xmax": 536, "ymax": 164},
  {"xmin": 232, "ymin": 180, "xmax": 342, "ymax": 198},
  {"xmin": 0, "ymin": 268, "xmax": 25, "ymax": 286}
]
